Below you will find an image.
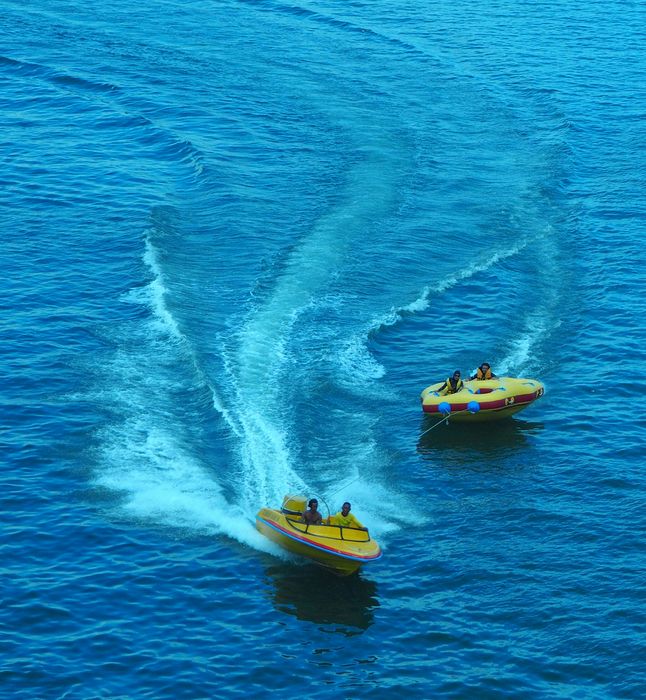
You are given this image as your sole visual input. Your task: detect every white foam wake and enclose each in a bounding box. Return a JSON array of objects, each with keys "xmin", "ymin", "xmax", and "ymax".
[
  {"xmin": 336, "ymin": 240, "xmax": 531, "ymax": 385},
  {"xmin": 140, "ymin": 234, "xmax": 241, "ymax": 437},
  {"xmin": 230, "ymin": 147, "xmax": 404, "ymax": 511},
  {"xmin": 95, "ymin": 231, "xmax": 275, "ymax": 551}
]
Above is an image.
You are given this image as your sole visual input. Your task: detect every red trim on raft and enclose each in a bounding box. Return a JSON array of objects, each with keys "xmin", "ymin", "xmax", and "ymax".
[
  {"xmin": 256, "ymin": 515, "xmax": 382, "ymax": 562},
  {"xmin": 423, "ymin": 392, "xmax": 538, "ymax": 414}
]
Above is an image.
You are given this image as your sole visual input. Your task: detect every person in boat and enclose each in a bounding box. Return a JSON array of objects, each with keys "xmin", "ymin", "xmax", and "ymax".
[
  {"xmin": 437, "ymin": 370, "xmax": 464, "ymax": 395},
  {"xmin": 300, "ymin": 498, "xmax": 323, "ymax": 526},
  {"xmin": 328, "ymin": 502, "xmax": 367, "ymax": 530},
  {"xmin": 470, "ymin": 362, "xmax": 497, "ymax": 380}
]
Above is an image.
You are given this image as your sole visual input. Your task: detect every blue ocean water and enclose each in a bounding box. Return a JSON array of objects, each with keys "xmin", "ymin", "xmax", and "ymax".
[{"xmin": 2, "ymin": 0, "xmax": 645, "ymax": 697}]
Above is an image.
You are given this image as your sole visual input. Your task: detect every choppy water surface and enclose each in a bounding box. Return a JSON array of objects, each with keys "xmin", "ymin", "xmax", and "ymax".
[{"xmin": 2, "ymin": 0, "xmax": 645, "ymax": 697}]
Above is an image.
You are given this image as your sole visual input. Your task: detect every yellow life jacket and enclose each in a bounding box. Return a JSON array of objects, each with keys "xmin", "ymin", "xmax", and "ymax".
[
  {"xmin": 476, "ymin": 367, "xmax": 492, "ymax": 380},
  {"xmin": 443, "ymin": 376, "xmax": 464, "ymax": 394}
]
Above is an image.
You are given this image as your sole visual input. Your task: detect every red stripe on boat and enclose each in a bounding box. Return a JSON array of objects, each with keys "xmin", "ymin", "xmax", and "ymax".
[
  {"xmin": 256, "ymin": 515, "xmax": 382, "ymax": 561},
  {"xmin": 423, "ymin": 392, "xmax": 537, "ymax": 414}
]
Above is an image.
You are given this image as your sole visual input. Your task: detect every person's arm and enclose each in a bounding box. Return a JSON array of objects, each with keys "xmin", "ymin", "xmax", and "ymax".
[{"xmin": 350, "ymin": 514, "xmax": 366, "ymax": 530}]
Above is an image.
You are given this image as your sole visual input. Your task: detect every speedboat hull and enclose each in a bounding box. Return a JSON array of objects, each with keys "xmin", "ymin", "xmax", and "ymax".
[
  {"xmin": 256, "ymin": 507, "xmax": 382, "ymax": 576},
  {"xmin": 420, "ymin": 377, "xmax": 544, "ymax": 422}
]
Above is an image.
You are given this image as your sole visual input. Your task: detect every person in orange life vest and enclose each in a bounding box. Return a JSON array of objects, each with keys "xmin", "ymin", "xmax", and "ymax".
[
  {"xmin": 438, "ymin": 370, "xmax": 464, "ymax": 395},
  {"xmin": 300, "ymin": 498, "xmax": 323, "ymax": 525},
  {"xmin": 470, "ymin": 362, "xmax": 497, "ymax": 380},
  {"xmin": 328, "ymin": 502, "xmax": 366, "ymax": 530}
]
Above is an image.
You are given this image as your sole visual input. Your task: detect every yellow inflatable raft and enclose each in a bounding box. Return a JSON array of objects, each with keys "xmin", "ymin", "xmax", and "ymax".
[
  {"xmin": 420, "ymin": 377, "xmax": 544, "ymax": 422},
  {"xmin": 256, "ymin": 495, "xmax": 382, "ymax": 576}
]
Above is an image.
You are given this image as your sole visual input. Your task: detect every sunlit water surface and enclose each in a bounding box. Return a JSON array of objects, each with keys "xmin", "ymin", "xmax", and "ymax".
[{"xmin": 2, "ymin": 0, "xmax": 645, "ymax": 697}]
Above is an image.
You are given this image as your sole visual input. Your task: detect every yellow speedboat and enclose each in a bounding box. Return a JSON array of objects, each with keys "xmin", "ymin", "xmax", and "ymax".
[
  {"xmin": 420, "ymin": 377, "xmax": 544, "ymax": 422},
  {"xmin": 256, "ymin": 495, "xmax": 382, "ymax": 576}
]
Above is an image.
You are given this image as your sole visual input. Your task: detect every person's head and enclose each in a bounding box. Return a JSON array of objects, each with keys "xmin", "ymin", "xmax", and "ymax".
[
  {"xmin": 341, "ymin": 502, "xmax": 351, "ymax": 516},
  {"xmin": 308, "ymin": 498, "xmax": 318, "ymax": 510},
  {"xmin": 481, "ymin": 363, "xmax": 490, "ymax": 371},
  {"xmin": 452, "ymin": 370, "xmax": 461, "ymax": 380}
]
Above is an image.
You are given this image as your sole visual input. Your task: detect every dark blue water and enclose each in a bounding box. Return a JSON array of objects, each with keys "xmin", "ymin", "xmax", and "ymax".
[{"xmin": 2, "ymin": 0, "xmax": 645, "ymax": 697}]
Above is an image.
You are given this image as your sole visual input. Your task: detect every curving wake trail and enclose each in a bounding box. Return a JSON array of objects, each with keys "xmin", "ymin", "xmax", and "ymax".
[{"xmin": 231, "ymin": 146, "xmax": 403, "ymax": 512}]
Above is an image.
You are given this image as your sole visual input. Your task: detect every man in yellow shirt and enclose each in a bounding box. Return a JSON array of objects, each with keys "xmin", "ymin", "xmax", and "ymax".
[{"xmin": 329, "ymin": 502, "xmax": 366, "ymax": 530}]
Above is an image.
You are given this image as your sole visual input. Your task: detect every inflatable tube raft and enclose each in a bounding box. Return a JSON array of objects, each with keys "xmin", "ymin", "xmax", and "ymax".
[{"xmin": 420, "ymin": 377, "xmax": 544, "ymax": 422}]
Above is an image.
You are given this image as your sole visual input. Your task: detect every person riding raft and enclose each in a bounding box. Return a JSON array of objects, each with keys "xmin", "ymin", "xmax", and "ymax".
[
  {"xmin": 437, "ymin": 370, "xmax": 464, "ymax": 395},
  {"xmin": 470, "ymin": 362, "xmax": 497, "ymax": 381}
]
